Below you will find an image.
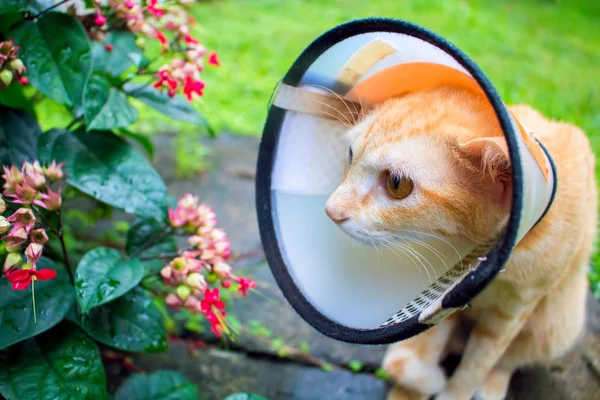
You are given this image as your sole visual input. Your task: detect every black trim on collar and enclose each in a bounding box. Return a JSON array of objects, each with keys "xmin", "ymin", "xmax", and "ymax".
[{"xmin": 256, "ymin": 17, "xmax": 524, "ymax": 344}]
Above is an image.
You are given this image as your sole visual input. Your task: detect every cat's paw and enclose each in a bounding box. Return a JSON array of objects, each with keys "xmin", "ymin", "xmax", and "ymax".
[
  {"xmin": 433, "ymin": 391, "xmax": 457, "ymax": 400},
  {"xmin": 382, "ymin": 348, "xmax": 446, "ymax": 395}
]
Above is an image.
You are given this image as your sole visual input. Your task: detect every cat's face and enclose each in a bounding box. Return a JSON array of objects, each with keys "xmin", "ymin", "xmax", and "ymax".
[{"xmin": 325, "ymin": 86, "xmax": 512, "ymax": 245}]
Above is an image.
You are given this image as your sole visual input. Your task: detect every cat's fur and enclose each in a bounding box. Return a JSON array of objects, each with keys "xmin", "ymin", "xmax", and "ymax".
[{"xmin": 325, "ymin": 85, "xmax": 597, "ymax": 400}]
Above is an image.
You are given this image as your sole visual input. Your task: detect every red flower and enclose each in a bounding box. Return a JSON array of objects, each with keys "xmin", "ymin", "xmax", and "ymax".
[
  {"xmin": 148, "ymin": 0, "xmax": 165, "ymax": 18},
  {"xmin": 205, "ymin": 310, "xmax": 227, "ymax": 338},
  {"xmin": 184, "ymin": 35, "xmax": 198, "ymax": 45},
  {"xmin": 208, "ymin": 52, "xmax": 220, "ymax": 67},
  {"xmin": 105, "ymin": 44, "xmax": 114, "ymax": 52},
  {"xmin": 5, "ymin": 268, "xmax": 56, "ymax": 290},
  {"xmin": 153, "ymin": 69, "xmax": 178, "ymax": 92},
  {"xmin": 155, "ymin": 30, "xmax": 168, "ymax": 47},
  {"xmin": 183, "ymin": 76, "xmax": 204, "ymax": 102},
  {"xmin": 238, "ymin": 278, "xmax": 256, "ymax": 297},
  {"xmin": 200, "ymin": 288, "xmax": 225, "ymax": 312}
]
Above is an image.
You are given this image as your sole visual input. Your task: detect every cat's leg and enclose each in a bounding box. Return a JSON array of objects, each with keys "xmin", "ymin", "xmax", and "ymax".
[
  {"xmin": 433, "ymin": 298, "xmax": 539, "ymax": 400},
  {"xmin": 383, "ymin": 314, "xmax": 458, "ymax": 398},
  {"xmin": 472, "ymin": 365, "xmax": 515, "ymax": 400}
]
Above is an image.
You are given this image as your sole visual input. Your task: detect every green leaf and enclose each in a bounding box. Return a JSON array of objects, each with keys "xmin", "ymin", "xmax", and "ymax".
[
  {"xmin": 126, "ymin": 218, "xmax": 176, "ymax": 277},
  {"xmin": 223, "ymin": 394, "xmax": 269, "ymax": 400},
  {"xmin": 83, "ymin": 75, "xmax": 138, "ymax": 130},
  {"xmin": 0, "ymin": 83, "xmax": 36, "ymax": 118},
  {"xmin": 0, "ymin": 105, "xmax": 41, "ymax": 167},
  {"xmin": 0, "ymin": 258, "xmax": 74, "ymax": 350},
  {"xmin": 91, "ymin": 31, "xmax": 143, "ymax": 78},
  {"xmin": 118, "ymin": 129, "xmax": 154, "ymax": 160},
  {"xmin": 124, "ymin": 82, "xmax": 212, "ymax": 130},
  {"xmin": 0, "ymin": 322, "xmax": 107, "ymax": 400},
  {"xmin": 38, "ymin": 129, "xmax": 167, "ymax": 221},
  {"xmin": 0, "ymin": 0, "xmax": 53, "ymax": 14},
  {"xmin": 348, "ymin": 360, "xmax": 363, "ymax": 373},
  {"xmin": 115, "ymin": 370, "xmax": 198, "ymax": 400},
  {"xmin": 75, "ymin": 247, "xmax": 144, "ymax": 313},
  {"xmin": 76, "ymin": 287, "xmax": 167, "ymax": 352},
  {"xmin": 10, "ymin": 12, "xmax": 92, "ymax": 106}
]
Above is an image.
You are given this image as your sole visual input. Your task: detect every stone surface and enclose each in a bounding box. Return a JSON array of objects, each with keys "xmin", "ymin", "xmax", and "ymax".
[
  {"xmin": 126, "ymin": 343, "xmax": 389, "ymax": 400},
  {"xmin": 103, "ymin": 133, "xmax": 600, "ymax": 399}
]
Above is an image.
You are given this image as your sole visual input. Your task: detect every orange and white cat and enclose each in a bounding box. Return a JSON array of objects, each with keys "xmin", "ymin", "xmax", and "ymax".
[{"xmin": 325, "ymin": 85, "xmax": 597, "ymax": 400}]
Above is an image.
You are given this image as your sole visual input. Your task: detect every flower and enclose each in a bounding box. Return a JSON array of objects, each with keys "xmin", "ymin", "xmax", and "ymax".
[
  {"xmin": 23, "ymin": 161, "xmax": 46, "ymax": 190},
  {"xmin": 0, "ymin": 195, "xmax": 5, "ymax": 213},
  {"xmin": 183, "ymin": 76, "xmax": 204, "ymax": 101},
  {"xmin": 25, "ymin": 243, "xmax": 43, "ymax": 263},
  {"xmin": 155, "ymin": 30, "xmax": 168, "ymax": 48},
  {"xmin": 0, "ymin": 216, "xmax": 9, "ymax": 234},
  {"xmin": 237, "ymin": 278, "xmax": 256, "ymax": 297},
  {"xmin": 6, "ymin": 183, "xmax": 37, "ymax": 205},
  {"xmin": 147, "ymin": 0, "xmax": 165, "ymax": 18},
  {"xmin": 208, "ymin": 52, "xmax": 220, "ymax": 67},
  {"xmin": 5, "ymin": 267, "xmax": 56, "ymax": 290},
  {"xmin": 30, "ymin": 229, "xmax": 48, "ymax": 245},
  {"xmin": 165, "ymin": 293, "xmax": 183, "ymax": 307},
  {"xmin": 34, "ymin": 186, "xmax": 62, "ymax": 211},
  {"xmin": 213, "ymin": 261, "xmax": 231, "ymax": 279},
  {"xmin": 205, "ymin": 309, "xmax": 227, "ymax": 338},
  {"xmin": 3, "ymin": 227, "xmax": 28, "ymax": 248},
  {"xmin": 44, "ymin": 160, "xmax": 64, "ymax": 181},
  {"xmin": 7, "ymin": 208, "xmax": 35, "ymax": 233},
  {"xmin": 1, "ymin": 165, "xmax": 23, "ymax": 195},
  {"xmin": 3, "ymin": 252, "xmax": 22, "ymax": 273},
  {"xmin": 186, "ymin": 272, "xmax": 207, "ymax": 293},
  {"xmin": 200, "ymin": 288, "xmax": 225, "ymax": 312}
]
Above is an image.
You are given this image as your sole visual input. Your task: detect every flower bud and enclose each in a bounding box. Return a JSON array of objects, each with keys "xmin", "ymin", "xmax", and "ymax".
[
  {"xmin": 176, "ymin": 284, "xmax": 191, "ymax": 301},
  {"xmin": 25, "ymin": 242, "xmax": 43, "ymax": 263},
  {"xmin": 44, "ymin": 160, "xmax": 64, "ymax": 181},
  {"xmin": 0, "ymin": 196, "xmax": 6, "ymax": 214},
  {"xmin": 206, "ymin": 271, "xmax": 218, "ymax": 285},
  {"xmin": 213, "ymin": 262, "xmax": 231, "ymax": 278},
  {"xmin": 9, "ymin": 59, "xmax": 25, "ymax": 74},
  {"xmin": 0, "ymin": 216, "xmax": 10, "ymax": 234},
  {"xmin": 23, "ymin": 161, "xmax": 46, "ymax": 190},
  {"xmin": 4, "ymin": 252, "xmax": 22, "ymax": 272},
  {"xmin": 30, "ymin": 229, "xmax": 48, "ymax": 245},
  {"xmin": 165, "ymin": 293, "xmax": 182, "ymax": 307},
  {"xmin": 0, "ymin": 70, "xmax": 13, "ymax": 87},
  {"xmin": 186, "ymin": 272, "xmax": 206, "ymax": 291}
]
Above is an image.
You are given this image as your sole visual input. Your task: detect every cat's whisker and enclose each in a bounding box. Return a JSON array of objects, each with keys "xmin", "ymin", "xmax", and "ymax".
[
  {"xmin": 348, "ymin": 79, "xmax": 366, "ymax": 122},
  {"xmin": 393, "ymin": 229, "xmax": 465, "ymax": 271},
  {"xmin": 380, "ymin": 238, "xmax": 426, "ymax": 283},
  {"xmin": 313, "ymin": 107, "xmax": 353, "ymax": 128},
  {"xmin": 385, "ymin": 238, "xmax": 434, "ymax": 285},
  {"xmin": 309, "ymin": 84, "xmax": 361, "ymax": 125},
  {"xmin": 314, "ymin": 100, "xmax": 356, "ymax": 127},
  {"xmin": 390, "ymin": 234, "xmax": 450, "ymax": 273}
]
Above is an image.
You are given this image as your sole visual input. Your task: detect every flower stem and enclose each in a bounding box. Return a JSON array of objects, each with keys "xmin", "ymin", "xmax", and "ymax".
[
  {"xmin": 29, "ymin": 0, "xmax": 73, "ymax": 19},
  {"xmin": 32, "ymin": 279, "xmax": 37, "ymax": 323},
  {"xmin": 56, "ymin": 210, "xmax": 74, "ymax": 285}
]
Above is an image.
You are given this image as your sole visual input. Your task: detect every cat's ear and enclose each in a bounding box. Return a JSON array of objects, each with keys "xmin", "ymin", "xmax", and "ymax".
[{"xmin": 458, "ymin": 136, "xmax": 511, "ymax": 183}]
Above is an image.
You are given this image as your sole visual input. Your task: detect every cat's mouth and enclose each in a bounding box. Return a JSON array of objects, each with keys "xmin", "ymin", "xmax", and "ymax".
[{"xmin": 335, "ymin": 221, "xmax": 389, "ymax": 247}]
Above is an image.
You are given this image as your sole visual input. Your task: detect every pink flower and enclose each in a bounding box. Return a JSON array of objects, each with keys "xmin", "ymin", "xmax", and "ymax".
[
  {"xmin": 25, "ymin": 243, "xmax": 43, "ymax": 263},
  {"xmin": 30, "ymin": 229, "xmax": 48, "ymax": 245},
  {"xmin": 183, "ymin": 295, "xmax": 202, "ymax": 313},
  {"xmin": 168, "ymin": 206, "xmax": 187, "ymax": 228},
  {"xmin": 124, "ymin": 0, "xmax": 135, "ymax": 9},
  {"xmin": 6, "ymin": 183, "xmax": 37, "ymax": 205},
  {"xmin": 165, "ymin": 293, "xmax": 183, "ymax": 307},
  {"xmin": 44, "ymin": 160, "xmax": 64, "ymax": 181},
  {"xmin": 155, "ymin": 30, "xmax": 168, "ymax": 48},
  {"xmin": 237, "ymin": 278, "xmax": 256, "ymax": 297},
  {"xmin": 95, "ymin": 13, "xmax": 107, "ymax": 27},
  {"xmin": 23, "ymin": 161, "xmax": 45, "ymax": 190},
  {"xmin": 184, "ymin": 35, "xmax": 198, "ymax": 45},
  {"xmin": 208, "ymin": 52, "xmax": 220, "ymax": 67},
  {"xmin": 34, "ymin": 186, "xmax": 62, "ymax": 211},
  {"xmin": 7, "ymin": 208, "xmax": 36, "ymax": 233},
  {"xmin": 179, "ymin": 193, "xmax": 198, "ymax": 209},
  {"xmin": 2, "ymin": 165, "xmax": 23, "ymax": 195},
  {"xmin": 3, "ymin": 227, "xmax": 28, "ymax": 248},
  {"xmin": 213, "ymin": 262, "xmax": 231, "ymax": 279},
  {"xmin": 5, "ymin": 267, "xmax": 56, "ymax": 290}
]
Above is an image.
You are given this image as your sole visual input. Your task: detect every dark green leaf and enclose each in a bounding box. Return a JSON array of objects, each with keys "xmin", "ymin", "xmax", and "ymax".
[
  {"xmin": 77, "ymin": 287, "xmax": 167, "ymax": 352},
  {"xmin": 0, "ymin": 0, "xmax": 53, "ymax": 14},
  {"xmin": 10, "ymin": 12, "xmax": 92, "ymax": 106},
  {"xmin": 83, "ymin": 75, "xmax": 138, "ymax": 130},
  {"xmin": 91, "ymin": 31, "xmax": 143, "ymax": 78},
  {"xmin": 223, "ymin": 394, "xmax": 269, "ymax": 400},
  {"xmin": 118, "ymin": 129, "xmax": 154, "ymax": 160},
  {"xmin": 0, "ymin": 104, "xmax": 41, "ymax": 167},
  {"xmin": 0, "ymin": 322, "xmax": 107, "ymax": 400},
  {"xmin": 38, "ymin": 129, "xmax": 167, "ymax": 221},
  {"xmin": 126, "ymin": 218, "xmax": 176, "ymax": 277},
  {"xmin": 75, "ymin": 247, "xmax": 144, "ymax": 313},
  {"xmin": 115, "ymin": 370, "xmax": 198, "ymax": 400},
  {"xmin": 0, "ymin": 258, "xmax": 74, "ymax": 350},
  {"xmin": 124, "ymin": 82, "xmax": 212, "ymax": 130}
]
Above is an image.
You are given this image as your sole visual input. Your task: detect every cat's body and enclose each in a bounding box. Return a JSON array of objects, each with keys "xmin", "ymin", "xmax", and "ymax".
[{"xmin": 325, "ymin": 86, "xmax": 597, "ymax": 400}]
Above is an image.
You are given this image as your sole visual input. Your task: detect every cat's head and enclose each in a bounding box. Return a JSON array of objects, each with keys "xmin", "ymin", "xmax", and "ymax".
[{"xmin": 325, "ymin": 85, "xmax": 512, "ymax": 245}]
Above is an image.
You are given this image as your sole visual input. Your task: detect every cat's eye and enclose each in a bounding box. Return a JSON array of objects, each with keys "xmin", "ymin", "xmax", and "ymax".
[
  {"xmin": 385, "ymin": 172, "xmax": 414, "ymax": 200},
  {"xmin": 349, "ymin": 147, "xmax": 353, "ymax": 164}
]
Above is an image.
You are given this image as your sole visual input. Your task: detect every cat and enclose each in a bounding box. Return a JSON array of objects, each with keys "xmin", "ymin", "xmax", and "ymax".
[{"xmin": 324, "ymin": 85, "xmax": 597, "ymax": 400}]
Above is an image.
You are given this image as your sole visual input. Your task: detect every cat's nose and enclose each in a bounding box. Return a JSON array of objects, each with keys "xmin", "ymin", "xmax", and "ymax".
[{"xmin": 325, "ymin": 205, "xmax": 349, "ymax": 224}]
